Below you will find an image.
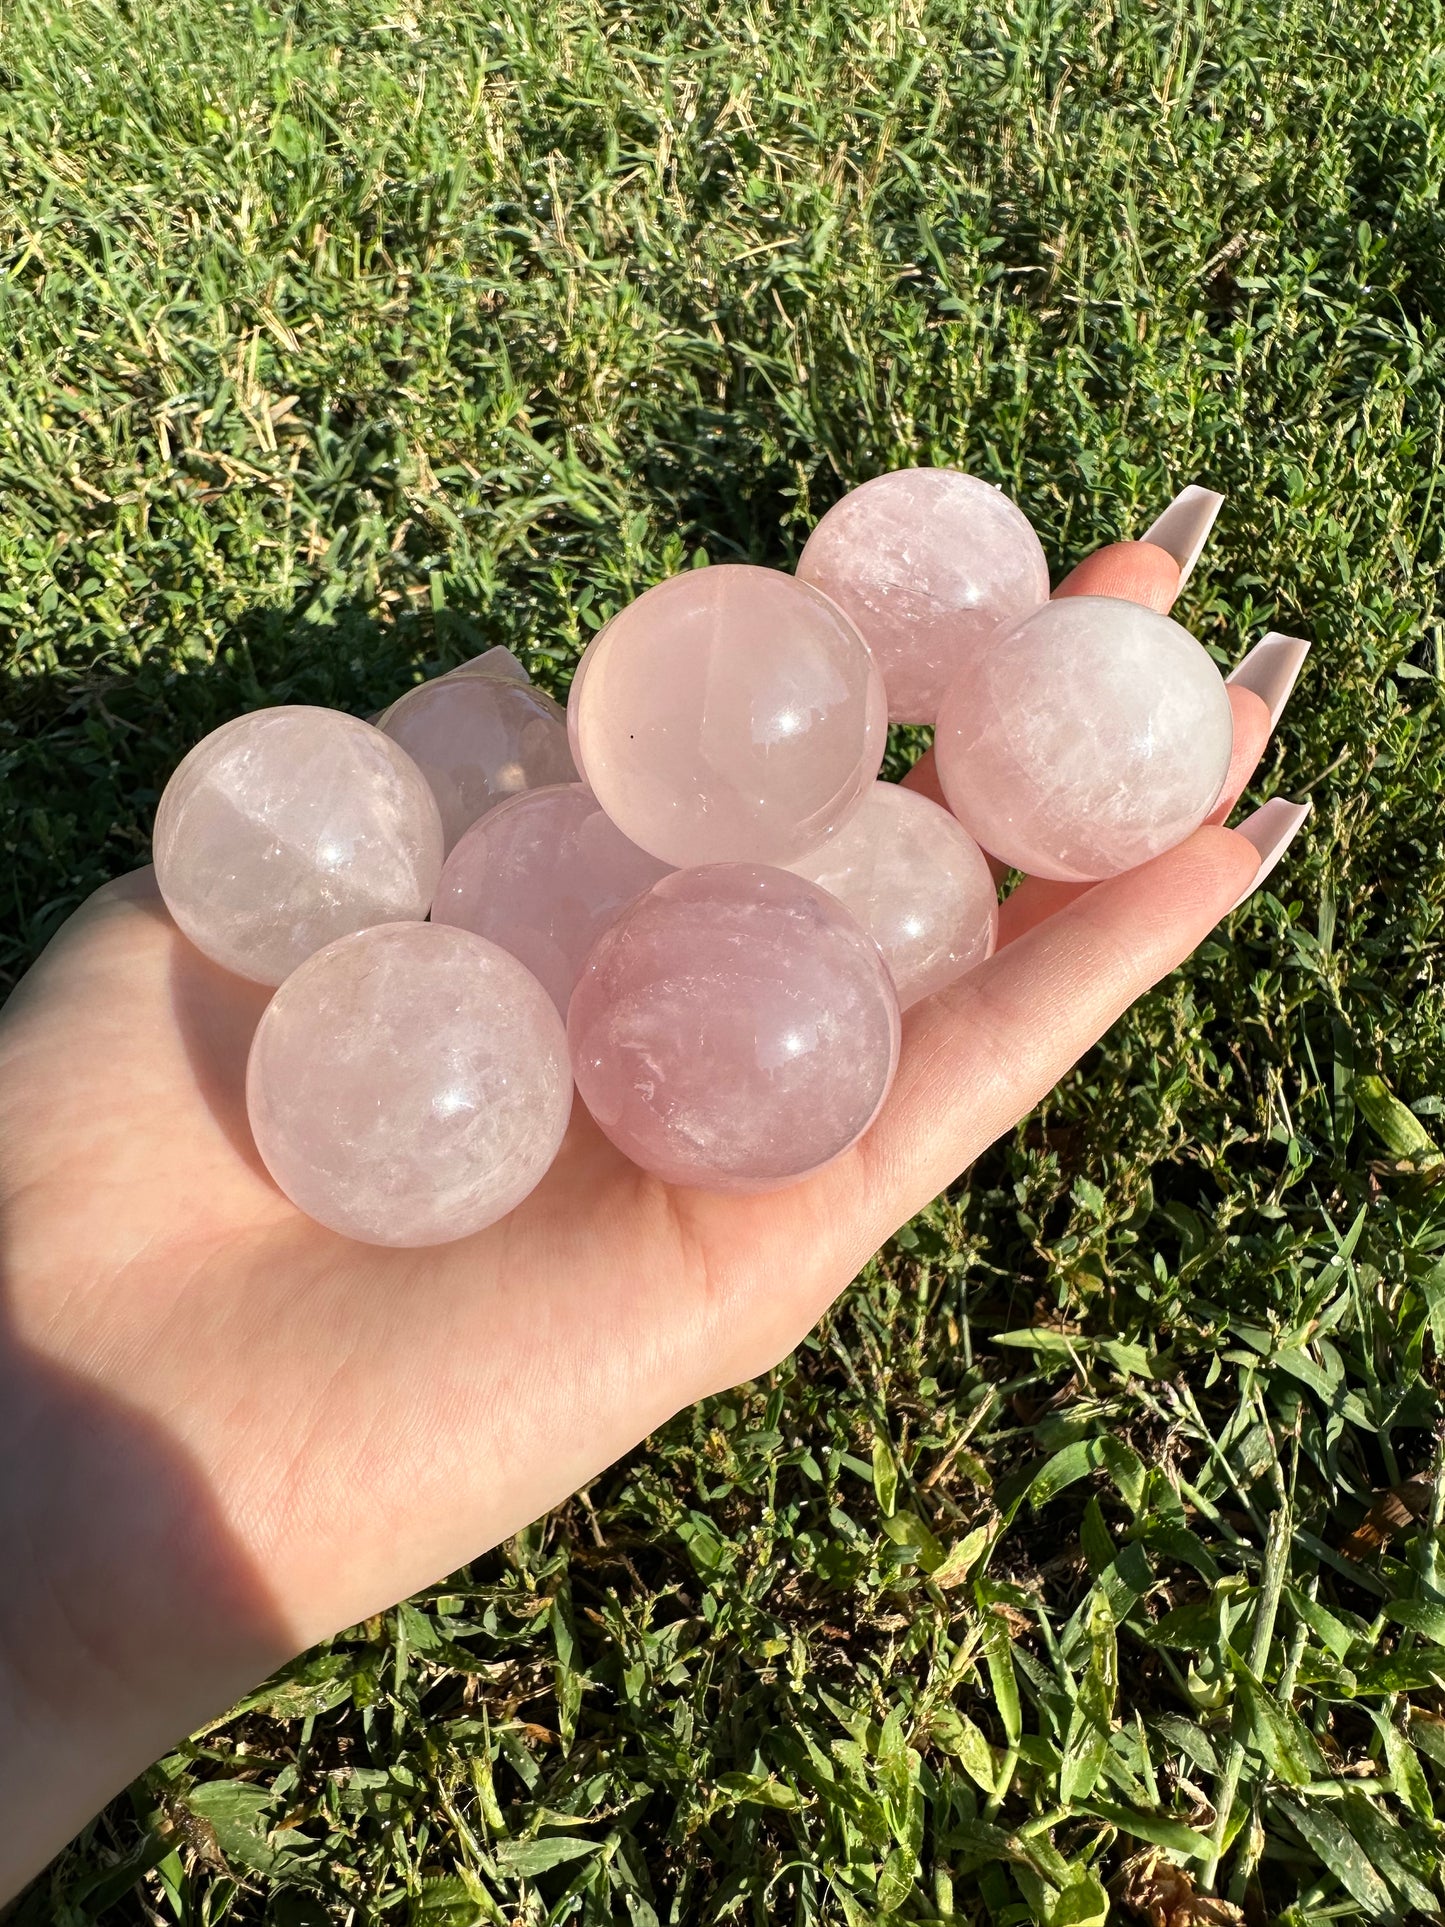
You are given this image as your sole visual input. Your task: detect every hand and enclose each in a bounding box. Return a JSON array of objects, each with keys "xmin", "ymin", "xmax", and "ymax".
[{"xmin": 0, "ymin": 517, "xmax": 1302, "ymax": 1895}]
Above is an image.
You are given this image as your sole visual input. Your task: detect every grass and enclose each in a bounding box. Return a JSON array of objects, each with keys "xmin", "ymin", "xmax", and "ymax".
[{"xmin": 2, "ymin": 0, "xmax": 1444, "ymax": 1917}]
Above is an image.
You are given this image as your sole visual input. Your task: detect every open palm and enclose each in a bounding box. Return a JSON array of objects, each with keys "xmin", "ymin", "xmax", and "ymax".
[{"xmin": 0, "ymin": 543, "xmax": 1283, "ymax": 1891}]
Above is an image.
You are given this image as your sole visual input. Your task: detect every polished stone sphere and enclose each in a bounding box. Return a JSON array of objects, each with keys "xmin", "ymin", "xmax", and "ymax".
[
  {"xmin": 934, "ymin": 595, "xmax": 1234, "ymax": 882},
  {"xmin": 246, "ymin": 922, "xmax": 572, "ymax": 1246},
  {"xmin": 568, "ymin": 565, "xmax": 888, "ymax": 868},
  {"xmin": 377, "ymin": 670, "xmax": 577, "ymax": 850},
  {"xmin": 568, "ymin": 865, "xmax": 900, "ymax": 1192},
  {"xmin": 433, "ymin": 783, "xmax": 673, "ymax": 1017},
  {"xmin": 447, "ymin": 646, "xmax": 529, "ymax": 683},
  {"xmin": 796, "ymin": 468, "xmax": 1050, "ymax": 725},
  {"xmin": 785, "ymin": 781, "xmax": 997, "ymax": 1009},
  {"xmin": 153, "ymin": 706, "xmax": 444, "ymax": 986}
]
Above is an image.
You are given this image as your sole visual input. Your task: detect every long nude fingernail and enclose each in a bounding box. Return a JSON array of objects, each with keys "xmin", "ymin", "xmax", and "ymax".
[
  {"xmin": 1226, "ymin": 631, "xmax": 1312, "ymax": 732},
  {"xmin": 1141, "ymin": 484, "xmax": 1224, "ymax": 591},
  {"xmin": 1227, "ymin": 797, "xmax": 1312, "ymax": 912}
]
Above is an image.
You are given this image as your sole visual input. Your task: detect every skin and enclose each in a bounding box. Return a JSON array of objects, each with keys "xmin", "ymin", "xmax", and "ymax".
[{"xmin": 0, "ymin": 541, "xmax": 1272, "ymax": 1896}]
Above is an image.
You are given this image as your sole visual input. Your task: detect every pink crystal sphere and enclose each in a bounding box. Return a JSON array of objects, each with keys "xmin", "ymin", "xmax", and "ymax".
[
  {"xmin": 568, "ymin": 865, "xmax": 901, "ymax": 1192},
  {"xmin": 153, "ymin": 706, "xmax": 444, "ymax": 987},
  {"xmin": 785, "ymin": 782, "xmax": 998, "ymax": 1009},
  {"xmin": 446, "ymin": 646, "xmax": 529, "ymax": 684},
  {"xmin": 246, "ymin": 922, "xmax": 572, "ymax": 1246},
  {"xmin": 564, "ymin": 637, "xmax": 593, "ymax": 774},
  {"xmin": 378, "ymin": 670, "xmax": 577, "ymax": 850},
  {"xmin": 568, "ymin": 565, "xmax": 888, "ymax": 868},
  {"xmin": 433, "ymin": 783, "xmax": 673, "ymax": 1017},
  {"xmin": 796, "ymin": 468, "xmax": 1051, "ymax": 725},
  {"xmin": 934, "ymin": 595, "xmax": 1234, "ymax": 882}
]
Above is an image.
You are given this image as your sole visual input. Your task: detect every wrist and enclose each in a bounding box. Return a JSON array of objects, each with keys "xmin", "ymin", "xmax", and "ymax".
[{"xmin": 0, "ymin": 1359, "xmax": 288, "ymax": 1901}]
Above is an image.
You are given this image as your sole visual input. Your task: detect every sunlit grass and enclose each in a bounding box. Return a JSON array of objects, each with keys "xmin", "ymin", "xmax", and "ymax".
[{"xmin": 4, "ymin": 0, "xmax": 1443, "ymax": 1918}]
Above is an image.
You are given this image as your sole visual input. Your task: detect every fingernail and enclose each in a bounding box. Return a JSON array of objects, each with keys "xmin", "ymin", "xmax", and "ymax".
[
  {"xmin": 1141, "ymin": 484, "xmax": 1224, "ymax": 591},
  {"xmin": 1226, "ymin": 631, "xmax": 1312, "ymax": 732},
  {"xmin": 1227, "ymin": 797, "xmax": 1312, "ymax": 913}
]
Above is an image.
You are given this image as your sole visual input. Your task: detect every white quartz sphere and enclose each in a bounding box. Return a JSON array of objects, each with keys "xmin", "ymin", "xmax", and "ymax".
[
  {"xmin": 796, "ymin": 468, "xmax": 1051, "ymax": 725},
  {"xmin": 246, "ymin": 922, "xmax": 573, "ymax": 1246},
  {"xmin": 934, "ymin": 596, "xmax": 1234, "ymax": 882},
  {"xmin": 153, "ymin": 707, "xmax": 445, "ymax": 986}
]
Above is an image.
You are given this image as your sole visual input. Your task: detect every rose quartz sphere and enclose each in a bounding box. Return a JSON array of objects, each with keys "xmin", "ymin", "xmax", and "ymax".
[
  {"xmin": 796, "ymin": 468, "xmax": 1051, "ymax": 725},
  {"xmin": 568, "ymin": 565, "xmax": 888, "ymax": 868},
  {"xmin": 152, "ymin": 706, "xmax": 444, "ymax": 987},
  {"xmin": 568, "ymin": 865, "xmax": 900, "ymax": 1192},
  {"xmin": 785, "ymin": 782, "xmax": 998, "ymax": 1009},
  {"xmin": 564, "ymin": 637, "xmax": 593, "ymax": 773},
  {"xmin": 246, "ymin": 922, "xmax": 572, "ymax": 1246},
  {"xmin": 447, "ymin": 646, "xmax": 529, "ymax": 683},
  {"xmin": 365, "ymin": 648, "xmax": 529, "ymax": 726},
  {"xmin": 433, "ymin": 783, "xmax": 673, "ymax": 1017},
  {"xmin": 377, "ymin": 670, "xmax": 577, "ymax": 850},
  {"xmin": 935, "ymin": 595, "xmax": 1234, "ymax": 882}
]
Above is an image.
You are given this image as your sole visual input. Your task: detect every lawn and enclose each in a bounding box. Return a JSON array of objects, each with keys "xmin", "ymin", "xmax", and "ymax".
[{"xmin": 3, "ymin": 0, "xmax": 1444, "ymax": 1918}]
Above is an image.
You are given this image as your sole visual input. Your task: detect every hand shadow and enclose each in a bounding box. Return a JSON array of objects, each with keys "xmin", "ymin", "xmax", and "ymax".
[
  {"xmin": 0, "ymin": 1199, "xmax": 293, "ymax": 1902},
  {"xmin": 116, "ymin": 872, "xmax": 275, "ymax": 1182}
]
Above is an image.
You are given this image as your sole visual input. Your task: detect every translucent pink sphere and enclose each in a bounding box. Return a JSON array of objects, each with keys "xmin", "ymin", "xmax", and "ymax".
[
  {"xmin": 796, "ymin": 468, "xmax": 1051, "ymax": 725},
  {"xmin": 935, "ymin": 596, "xmax": 1234, "ymax": 882},
  {"xmin": 378, "ymin": 670, "xmax": 577, "ymax": 850},
  {"xmin": 564, "ymin": 637, "xmax": 593, "ymax": 774},
  {"xmin": 785, "ymin": 782, "xmax": 998, "ymax": 1009},
  {"xmin": 568, "ymin": 866, "xmax": 900, "ymax": 1192},
  {"xmin": 153, "ymin": 706, "xmax": 444, "ymax": 987},
  {"xmin": 568, "ymin": 566, "xmax": 888, "ymax": 868},
  {"xmin": 246, "ymin": 922, "xmax": 572, "ymax": 1246},
  {"xmin": 446, "ymin": 646, "xmax": 529, "ymax": 684},
  {"xmin": 433, "ymin": 783, "xmax": 673, "ymax": 1017}
]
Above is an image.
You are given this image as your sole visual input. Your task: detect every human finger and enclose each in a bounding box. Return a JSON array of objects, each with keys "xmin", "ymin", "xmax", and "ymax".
[
  {"xmin": 819, "ymin": 822, "xmax": 1260, "ymax": 1255},
  {"xmin": 1050, "ymin": 538, "xmax": 1180, "ymax": 609}
]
